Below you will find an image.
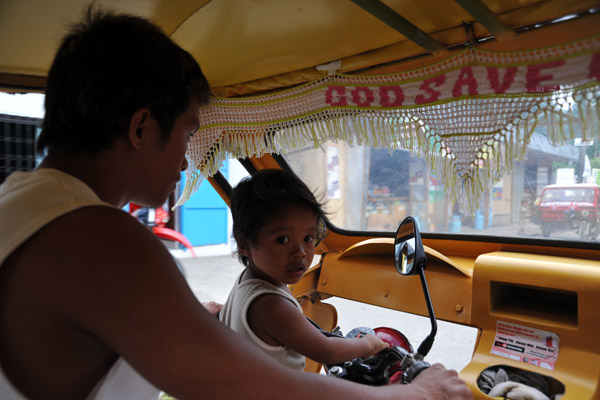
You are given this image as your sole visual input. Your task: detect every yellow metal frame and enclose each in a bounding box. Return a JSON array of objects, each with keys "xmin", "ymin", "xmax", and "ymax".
[{"xmin": 286, "ymin": 232, "xmax": 600, "ymax": 399}]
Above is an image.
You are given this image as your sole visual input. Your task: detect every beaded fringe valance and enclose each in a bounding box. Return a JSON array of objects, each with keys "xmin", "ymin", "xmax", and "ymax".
[{"xmin": 178, "ymin": 36, "xmax": 600, "ymax": 213}]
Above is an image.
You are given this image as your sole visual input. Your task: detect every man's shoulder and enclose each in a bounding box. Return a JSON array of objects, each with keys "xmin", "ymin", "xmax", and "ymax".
[
  {"xmin": 48, "ymin": 206, "xmax": 152, "ymax": 246},
  {"xmin": 9, "ymin": 205, "xmax": 170, "ymax": 292},
  {"xmin": 0, "ymin": 169, "xmax": 116, "ymax": 265}
]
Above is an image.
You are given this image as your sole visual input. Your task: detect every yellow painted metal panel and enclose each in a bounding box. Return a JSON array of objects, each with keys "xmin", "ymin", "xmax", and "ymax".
[
  {"xmin": 339, "ymin": 237, "xmax": 472, "ymax": 277},
  {"xmin": 289, "ymin": 265, "xmax": 322, "ymax": 300},
  {"xmin": 289, "ymin": 227, "xmax": 600, "ymax": 396},
  {"xmin": 314, "ymin": 251, "xmax": 473, "ymax": 324},
  {"xmin": 464, "ymin": 251, "xmax": 600, "ymax": 399},
  {"xmin": 298, "ymin": 297, "xmax": 338, "ymax": 374}
]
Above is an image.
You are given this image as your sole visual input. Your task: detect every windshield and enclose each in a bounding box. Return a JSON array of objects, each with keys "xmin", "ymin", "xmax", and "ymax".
[
  {"xmin": 284, "ymin": 132, "xmax": 600, "ymax": 242},
  {"xmin": 540, "ymin": 188, "xmax": 596, "ymax": 204}
]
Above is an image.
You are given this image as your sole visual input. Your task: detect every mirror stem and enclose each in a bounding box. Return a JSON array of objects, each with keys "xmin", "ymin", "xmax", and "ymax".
[{"xmin": 416, "ymin": 264, "xmax": 437, "ymax": 358}]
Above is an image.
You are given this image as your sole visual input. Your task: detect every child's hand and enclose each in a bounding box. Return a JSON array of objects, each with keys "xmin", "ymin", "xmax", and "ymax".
[
  {"xmin": 202, "ymin": 301, "xmax": 223, "ymax": 317},
  {"xmin": 360, "ymin": 334, "xmax": 390, "ymax": 358}
]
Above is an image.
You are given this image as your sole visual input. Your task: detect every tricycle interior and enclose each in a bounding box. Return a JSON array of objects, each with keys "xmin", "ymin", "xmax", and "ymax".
[{"xmin": 1, "ymin": 1, "xmax": 599, "ymax": 399}]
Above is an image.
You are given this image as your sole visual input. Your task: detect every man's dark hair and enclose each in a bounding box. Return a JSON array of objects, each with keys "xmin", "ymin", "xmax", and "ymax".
[
  {"xmin": 231, "ymin": 169, "xmax": 328, "ymax": 267},
  {"xmin": 37, "ymin": 6, "xmax": 211, "ymax": 155}
]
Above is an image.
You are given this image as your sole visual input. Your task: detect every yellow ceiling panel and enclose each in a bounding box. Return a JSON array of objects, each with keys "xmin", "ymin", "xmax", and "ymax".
[{"xmin": 0, "ymin": 0, "xmax": 598, "ymax": 92}]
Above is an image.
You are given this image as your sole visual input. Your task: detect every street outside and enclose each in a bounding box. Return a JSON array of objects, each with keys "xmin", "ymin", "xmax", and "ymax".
[
  {"xmin": 175, "ymin": 253, "xmax": 478, "ymax": 373},
  {"xmin": 456, "ymin": 218, "xmax": 595, "ymax": 241}
]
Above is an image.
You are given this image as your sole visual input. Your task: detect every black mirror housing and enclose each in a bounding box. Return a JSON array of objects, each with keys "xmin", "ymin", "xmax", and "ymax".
[{"xmin": 394, "ymin": 216, "xmax": 427, "ymax": 276}]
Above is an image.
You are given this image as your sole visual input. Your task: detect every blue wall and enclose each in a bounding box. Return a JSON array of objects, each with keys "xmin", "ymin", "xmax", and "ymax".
[{"xmin": 179, "ymin": 162, "xmax": 229, "ymax": 246}]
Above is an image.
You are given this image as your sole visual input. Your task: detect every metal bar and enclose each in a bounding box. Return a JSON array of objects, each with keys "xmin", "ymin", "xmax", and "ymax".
[
  {"xmin": 0, "ymin": 73, "xmax": 47, "ymax": 92},
  {"xmin": 351, "ymin": 8, "xmax": 599, "ymax": 75},
  {"xmin": 348, "ymin": 0, "xmax": 448, "ymax": 55},
  {"xmin": 454, "ymin": 0, "xmax": 515, "ymax": 41}
]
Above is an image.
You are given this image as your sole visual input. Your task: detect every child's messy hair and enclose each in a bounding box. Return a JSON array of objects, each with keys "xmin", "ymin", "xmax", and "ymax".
[{"xmin": 231, "ymin": 169, "xmax": 328, "ymax": 267}]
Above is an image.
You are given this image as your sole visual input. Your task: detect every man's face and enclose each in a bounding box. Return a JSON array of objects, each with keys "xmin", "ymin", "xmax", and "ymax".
[{"xmin": 138, "ymin": 98, "xmax": 201, "ymax": 207}]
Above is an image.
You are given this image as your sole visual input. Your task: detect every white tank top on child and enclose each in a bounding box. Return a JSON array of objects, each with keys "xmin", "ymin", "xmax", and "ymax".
[{"xmin": 220, "ymin": 272, "xmax": 306, "ymax": 371}]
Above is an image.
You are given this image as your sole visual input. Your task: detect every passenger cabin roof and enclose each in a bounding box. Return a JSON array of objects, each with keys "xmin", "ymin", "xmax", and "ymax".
[{"xmin": 0, "ymin": 0, "xmax": 598, "ymax": 94}]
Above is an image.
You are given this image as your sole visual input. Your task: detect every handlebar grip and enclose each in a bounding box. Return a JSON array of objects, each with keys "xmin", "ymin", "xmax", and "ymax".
[{"xmin": 403, "ymin": 360, "xmax": 430, "ymax": 383}]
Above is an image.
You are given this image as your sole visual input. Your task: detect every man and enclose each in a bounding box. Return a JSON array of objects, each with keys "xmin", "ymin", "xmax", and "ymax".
[{"xmin": 0, "ymin": 7, "xmax": 472, "ymax": 399}]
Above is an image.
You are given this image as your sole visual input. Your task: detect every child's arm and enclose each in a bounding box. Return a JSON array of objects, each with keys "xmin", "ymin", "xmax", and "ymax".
[{"xmin": 247, "ymin": 293, "xmax": 389, "ymax": 364}]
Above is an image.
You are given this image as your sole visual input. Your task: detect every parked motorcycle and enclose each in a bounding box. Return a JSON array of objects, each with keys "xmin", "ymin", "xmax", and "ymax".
[
  {"xmin": 566, "ymin": 209, "xmax": 600, "ymax": 241},
  {"xmin": 130, "ymin": 202, "xmax": 197, "ymax": 256},
  {"xmin": 321, "ymin": 216, "xmax": 437, "ymax": 385}
]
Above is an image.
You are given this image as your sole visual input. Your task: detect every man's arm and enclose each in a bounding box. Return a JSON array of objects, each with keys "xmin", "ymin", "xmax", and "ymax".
[{"xmin": 45, "ymin": 207, "xmax": 471, "ymax": 400}]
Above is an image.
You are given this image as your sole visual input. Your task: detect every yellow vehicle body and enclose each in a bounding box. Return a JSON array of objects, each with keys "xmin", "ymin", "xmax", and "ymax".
[
  {"xmin": 2, "ymin": 0, "xmax": 600, "ymax": 398},
  {"xmin": 293, "ymin": 233, "xmax": 600, "ymax": 398}
]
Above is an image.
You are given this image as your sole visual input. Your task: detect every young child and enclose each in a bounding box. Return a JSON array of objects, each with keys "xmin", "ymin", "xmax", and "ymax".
[
  {"xmin": 519, "ymin": 198, "xmax": 529, "ymax": 234},
  {"xmin": 220, "ymin": 169, "xmax": 388, "ymax": 370}
]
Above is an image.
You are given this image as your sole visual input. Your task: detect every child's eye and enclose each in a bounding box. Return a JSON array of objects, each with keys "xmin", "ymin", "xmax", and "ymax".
[
  {"xmin": 276, "ymin": 236, "xmax": 290, "ymax": 244},
  {"xmin": 304, "ymin": 235, "xmax": 315, "ymax": 243}
]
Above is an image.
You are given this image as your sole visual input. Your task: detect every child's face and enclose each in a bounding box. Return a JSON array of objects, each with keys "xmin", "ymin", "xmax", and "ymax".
[{"xmin": 242, "ymin": 204, "xmax": 318, "ymax": 286}]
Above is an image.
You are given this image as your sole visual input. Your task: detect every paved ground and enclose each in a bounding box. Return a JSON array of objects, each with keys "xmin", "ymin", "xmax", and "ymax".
[{"xmin": 175, "ymin": 253, "xmax": 478, "ymax": 373}]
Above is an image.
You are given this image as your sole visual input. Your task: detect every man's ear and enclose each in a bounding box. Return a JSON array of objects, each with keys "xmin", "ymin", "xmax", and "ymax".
[{"xmin": 127, "ymin": 108, "xmax": 152, "ymax": 149}]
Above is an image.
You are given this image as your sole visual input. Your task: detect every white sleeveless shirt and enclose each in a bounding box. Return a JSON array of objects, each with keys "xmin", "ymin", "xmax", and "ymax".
[
  {"xmin": 219, "ymin": 273, "xmax": 306, "ymax": 371},
  {"xmin": 0, "ymin": 169, "xmax": 159, "ymax": 400}
]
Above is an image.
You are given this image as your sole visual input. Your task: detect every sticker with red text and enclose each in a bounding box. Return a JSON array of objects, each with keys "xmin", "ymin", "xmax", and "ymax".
[{"xmin": 490, "ymin": 321, "xmax": 559, "ymax": 370}]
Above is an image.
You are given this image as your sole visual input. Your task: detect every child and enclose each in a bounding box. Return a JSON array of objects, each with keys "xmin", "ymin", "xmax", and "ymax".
[
  {"xmin": 519, "ymin": 198, "xmax": 529, "ymax": 234},
  {"xmin": 220, "ymin": 169, "xmax": 388, "ymax": 370}
]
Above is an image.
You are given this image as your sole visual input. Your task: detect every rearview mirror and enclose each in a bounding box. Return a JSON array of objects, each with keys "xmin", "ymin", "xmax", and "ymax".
[
  {"xmin": 394, "ymin": 216, "xmax": 426, "ymax": 276},
  {"xmin": 393, "ymin": 216, "xmax": 436, "ymax": 359}
]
